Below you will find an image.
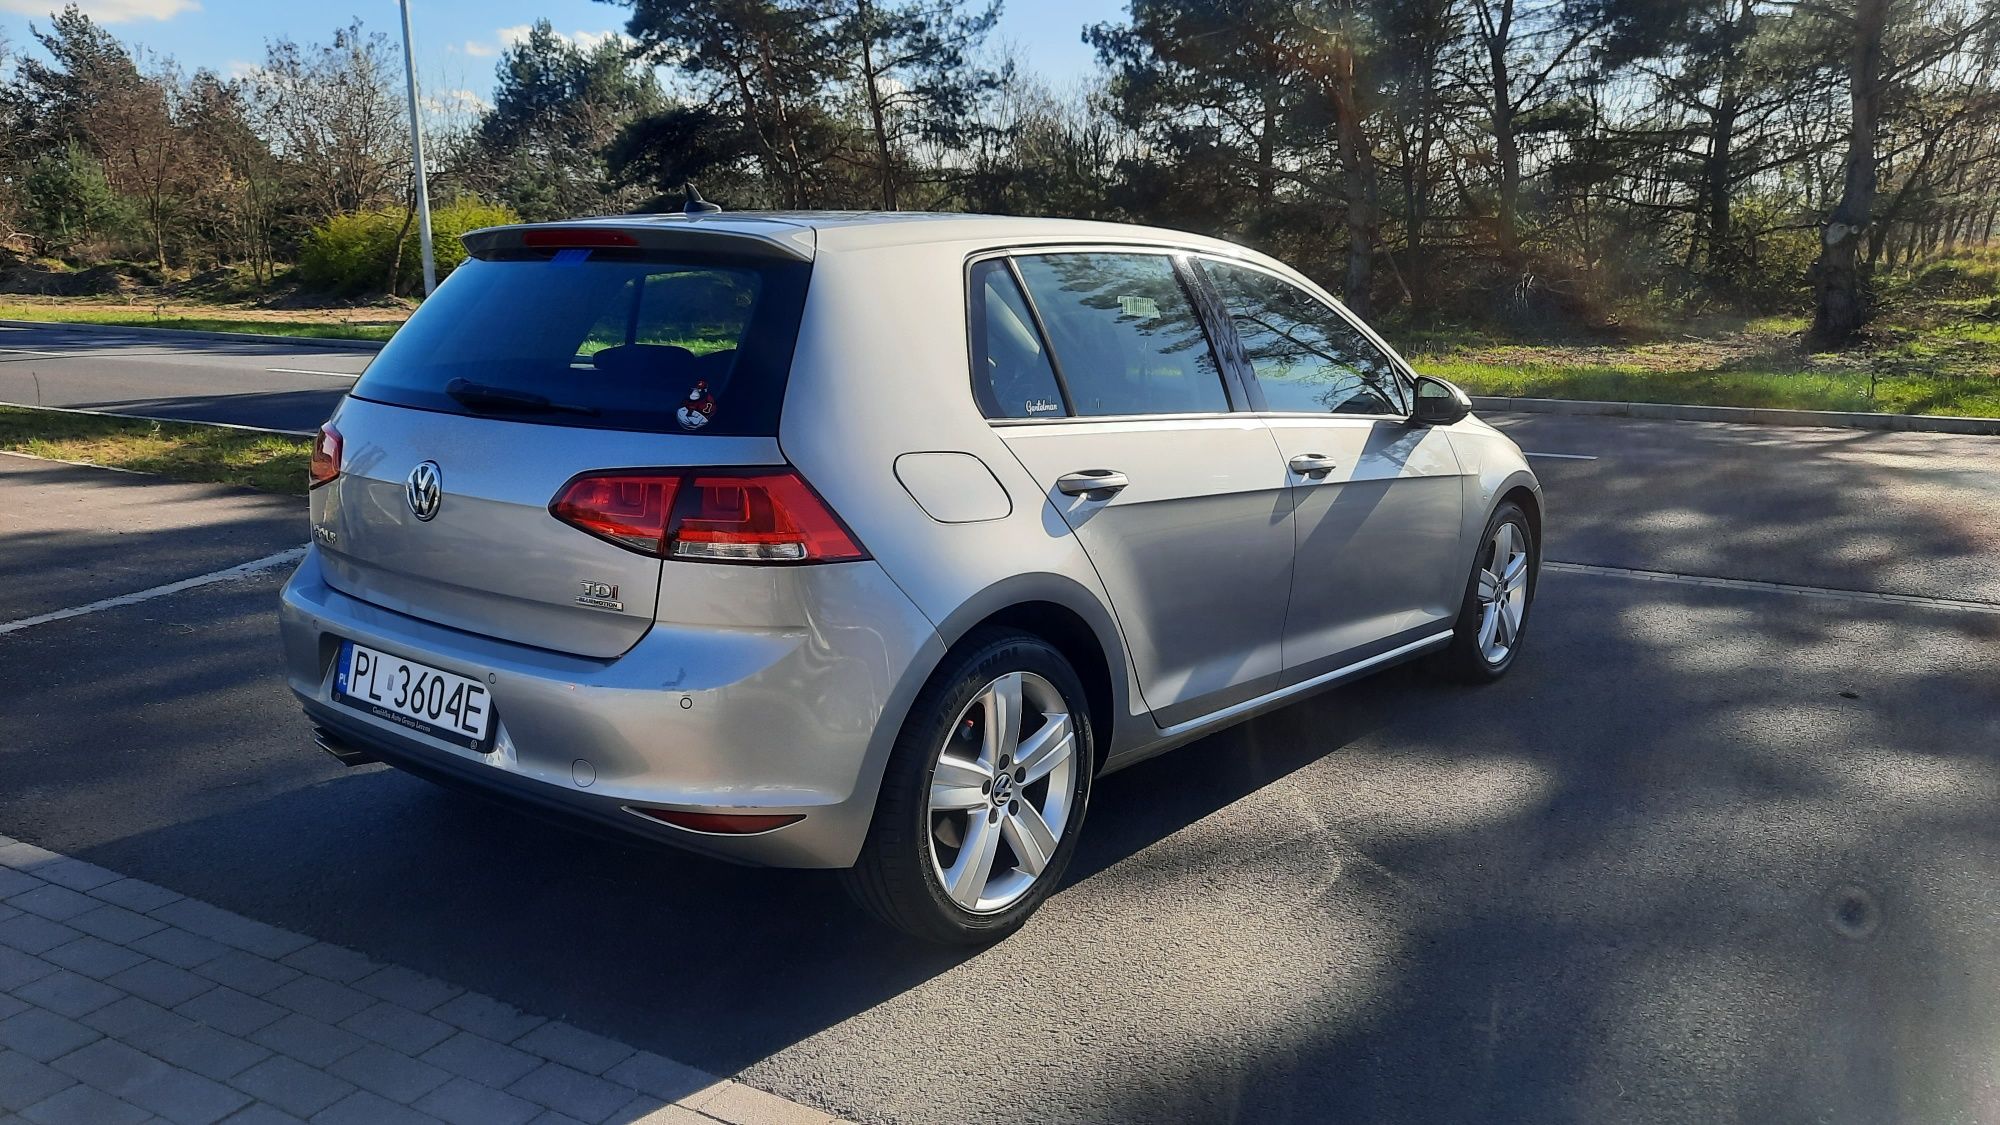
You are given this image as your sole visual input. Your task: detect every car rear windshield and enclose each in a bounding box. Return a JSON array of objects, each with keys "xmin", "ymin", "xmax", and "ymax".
[{"xmin": 351, "ymin": 248, "xmax": 812, "ymax": 436}]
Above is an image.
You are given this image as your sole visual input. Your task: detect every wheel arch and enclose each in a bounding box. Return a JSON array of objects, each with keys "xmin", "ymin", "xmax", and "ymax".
[
  {"xmin": 1498, "ymin": 479, "xmax": 1543, "ymax": 559},
  {"xmin": 929, "ymin": 574, "xmax": 1132, "ymax": 771}
]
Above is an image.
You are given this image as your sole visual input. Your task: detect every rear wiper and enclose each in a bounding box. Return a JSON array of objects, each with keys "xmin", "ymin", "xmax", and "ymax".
[{"xmin": 444, "ymin": 378, "xmax": 598, "ymax": 417}]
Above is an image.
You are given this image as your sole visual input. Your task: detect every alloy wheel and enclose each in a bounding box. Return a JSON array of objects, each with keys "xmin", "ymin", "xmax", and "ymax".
[
  {"xmin": 926, "ymin": 670, "xmax": 1078, "ymax": 914},
  {"xmin": 1475, "ymin": 521, "xmax": 1530, "ymax": 664}
]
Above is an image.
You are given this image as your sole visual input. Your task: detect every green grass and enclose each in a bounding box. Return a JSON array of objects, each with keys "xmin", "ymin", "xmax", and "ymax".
[
  {"xmin": 0, "ymin": 304, "xmax": 398, "ymax": 342},
  {"xmin": 1406, "ymin": 296, "xmax": 2000, "ymax": 418},
  {"xmin": 0, "ymin": 405, "xmax": 311, "ymax": 494},
  {"xmin": 1421, "ymin": 357, "xmax": 1991, "ymax": 415}
]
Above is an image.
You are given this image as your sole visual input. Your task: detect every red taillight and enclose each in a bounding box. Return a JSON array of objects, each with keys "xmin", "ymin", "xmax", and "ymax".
[
  {"xmin": 550, "ymin": 468, "xmax": 865, "ymax": 564},
  {"xmin": 632, "ymin": 808, "xmax": 805, "ymax": 835},
  {"xmin": 521, "ymin": 228, "xmax": 638, "ymax": 248},
  {"xmin": 309, "ymin": 423, "xmax": 342, "ymax": 489},
  {"xmin": 550, "ymin": 473, "xmax": 681, "ymax": 554},
  {"xmin": 672, "ymin": 472, "xmax": 864, "ymax": 562}
]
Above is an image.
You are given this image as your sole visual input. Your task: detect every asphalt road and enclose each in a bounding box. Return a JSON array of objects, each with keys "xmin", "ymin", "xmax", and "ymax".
[
  {"xmin": 0, "ymin": 323, "xmax": 368, "ymax": 431},
  {"xmin": 3, "ymin": 400, "xmax": 1998, "ymax": 1121}
]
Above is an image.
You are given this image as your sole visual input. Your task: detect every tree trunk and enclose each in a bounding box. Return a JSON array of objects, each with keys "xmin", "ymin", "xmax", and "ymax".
[
  {"xmin": 1485, "ymin": 0, "xmax": 1520, "ymax": 261},
  {"xmin": 385, "ymin": 193, "xmax": 415, "ymax": 297},
  {"xmin": 1703, "ymin": 88, "xmax": 1737, "ymax": 275},
  {"xmin": 1810, "ymin": 0, "xmax": 1890, "ymax": 348},
  {"xmin": 1333, "ymin": 82, "xmax": 1379, "ymax": 318},
  {"xmin": 856, "ymin": 0, "xmax": 899, "ymax": 210}
]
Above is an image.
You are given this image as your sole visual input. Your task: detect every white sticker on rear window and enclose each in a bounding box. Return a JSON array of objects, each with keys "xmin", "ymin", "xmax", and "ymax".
[{"xmin": 1118, "ymin": 295, "xmax": 1160, "ymax": 320}]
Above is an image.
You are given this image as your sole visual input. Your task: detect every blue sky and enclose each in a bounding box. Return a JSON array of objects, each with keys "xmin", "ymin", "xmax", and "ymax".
[{"xmin": 0, "ymin": 0, "xmax": 1120, "ymax": 113}]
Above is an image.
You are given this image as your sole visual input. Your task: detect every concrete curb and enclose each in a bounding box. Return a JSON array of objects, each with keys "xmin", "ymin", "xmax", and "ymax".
[
  {"xmin": 0, "ymin": 317, "xmax": 388, "ymax": 352},
  {"xmin": 1471, "ymin": 395, "xmax": 2000, "ymax": 436}
]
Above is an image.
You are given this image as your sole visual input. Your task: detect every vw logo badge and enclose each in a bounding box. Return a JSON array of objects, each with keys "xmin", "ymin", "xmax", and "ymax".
[{"xmin": 406, "ymin": 460, "xmax": 443, "ymax": 522}]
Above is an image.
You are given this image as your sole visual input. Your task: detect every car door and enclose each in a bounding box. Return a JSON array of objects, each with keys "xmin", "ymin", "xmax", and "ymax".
[
  {"xmin": 976, "ymin": 251, "xmax": 1295, "ymax": 726},
  {"xmin": 1197, "ymin": 258, "xmax": 1468, "ymax": 681}
]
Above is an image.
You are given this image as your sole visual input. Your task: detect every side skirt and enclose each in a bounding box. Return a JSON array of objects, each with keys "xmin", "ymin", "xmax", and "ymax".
[{"xmin": 1098, "ymin": 630, "xmax": 1453, "ymax": 775}]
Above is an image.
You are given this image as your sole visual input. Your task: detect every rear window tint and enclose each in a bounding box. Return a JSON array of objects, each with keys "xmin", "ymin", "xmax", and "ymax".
[
  {"xmin": 352, "ymin": 250, "xmax": 811, "ymax": 435},
  {"xmin": 968, "ymin": 259, "xmax": 1066, "ymax": 419},
  {"xmin": 1013, "ymin": 252, "xmax": 1227, "ymax": 417}
]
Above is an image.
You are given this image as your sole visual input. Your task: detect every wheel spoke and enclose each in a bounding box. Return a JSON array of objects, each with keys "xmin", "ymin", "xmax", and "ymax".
[
  {"xmin": 1477, "ymin": 602, "xmax": 1500, "ymax": 652},
  {"xmin": 1492, "ymin": 523, "xmax": 1515, "ymax": 566},
  {"xmin": 1502, "ymin": 552, "xmax": 1528, "ymax": 588},
  {"xmin": 1001, "ymin": 802, "xmax": 1059, "ymax": 876},
  {"xmin": 1013, "ymin": 714, "xmax": 1073, "ymax": 785},
  {"xmin": 1502, "ymin": 597, "xmax": 1524, "ymax": 640},
  {"xmin": 982, "ymin": 673, "xmax": 1024, "ymax": 766},
  {"xmin": 1476, "ymin": 569, "xmax": 1501, "ymax": 603},
  {"xmin": 945, "ymin": 813, "xmax": 1001, "ymax": 908},
  {"xmin": 930, "ymin": 753, "xmax": 992, "ymax": 812}
]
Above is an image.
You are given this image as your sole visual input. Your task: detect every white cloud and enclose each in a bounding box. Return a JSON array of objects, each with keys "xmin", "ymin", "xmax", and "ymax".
[
  {"xmin": 0, "ymin": 0, "xmax": 199, "ymax": 21},
  {"xmin": 494, "ymin": 24, "xmax": 625, "ymax": 52},
  {"xmin": 225, "ymin": 59, "xmax": 260, "ymax": 81},
  {"xmin": 461, "ymin": 40, "xmax": 497, "ymax": 58}
]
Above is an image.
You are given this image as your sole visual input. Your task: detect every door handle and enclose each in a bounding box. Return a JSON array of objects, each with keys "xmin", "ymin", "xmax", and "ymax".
[
  {"xmin": 1055, "ymin": 469, "xmax": 1129, "ymax": 498},
  {"xmin": 1288, "ymin": 454, "xmax": 1340, "ymax": 478}
]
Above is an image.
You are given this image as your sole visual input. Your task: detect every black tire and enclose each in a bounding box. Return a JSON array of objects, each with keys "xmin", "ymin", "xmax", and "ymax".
[
  {"xmin": 1434, "ymin": 500, "xmax": 1537, "ymax": 683},
  {"xmin": 840, "ymin": 628, "xmax": 1094, "ymax": 946}
]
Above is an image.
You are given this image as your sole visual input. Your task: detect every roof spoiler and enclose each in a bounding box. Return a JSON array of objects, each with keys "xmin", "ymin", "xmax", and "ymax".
[{"xmin": 460, "ymin": 220, "xmax": 814, "ymax": 263}]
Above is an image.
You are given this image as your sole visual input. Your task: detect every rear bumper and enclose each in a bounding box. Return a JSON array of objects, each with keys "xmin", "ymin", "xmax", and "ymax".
[{"xmin": 277, "ymin": 547, "xmax": 945, "ymax": 868}]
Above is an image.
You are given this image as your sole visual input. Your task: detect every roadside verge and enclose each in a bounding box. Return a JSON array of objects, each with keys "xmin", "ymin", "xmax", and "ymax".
[
  {"xmin": 0, "ymin": 404, "xmax": 310, "ymax": 494},
  {"xmin": 0, "ymin": 317, "xmax": 388, "ymax": 352},
  {"xmin": 1472, "ymin": 394, "xmax": 2000, "ymax": 436}
]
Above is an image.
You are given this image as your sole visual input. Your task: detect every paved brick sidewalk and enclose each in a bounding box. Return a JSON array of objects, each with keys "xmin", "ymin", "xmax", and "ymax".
[{"xmin": 0, "ymin": 835, "xmax": 847, "ymax": 1125}]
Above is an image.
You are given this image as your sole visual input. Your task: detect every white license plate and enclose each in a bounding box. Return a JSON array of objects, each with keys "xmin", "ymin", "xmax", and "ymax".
[{"xmin": 333, "ymin": 641, "xmax": 493, "ymax": 750}]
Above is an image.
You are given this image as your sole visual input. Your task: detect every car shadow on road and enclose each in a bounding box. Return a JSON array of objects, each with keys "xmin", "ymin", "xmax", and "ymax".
[
  {"xmin": 1074, "ymin": 577, "xmax": 2000, "ymax": 1125},
  {"xmin": 0, "ymin": 460, "xmax": 301, "ymax": 622}
]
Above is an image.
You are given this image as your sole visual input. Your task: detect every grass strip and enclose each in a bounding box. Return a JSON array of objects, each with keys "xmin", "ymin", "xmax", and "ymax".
[
  {"xmin": 1422, "ymin": 358, "xmax": 2000, "ymax": 418},
  {"xmin": 0, "ymin": 304, "xmax": 397, "ymax": 342},
  {"xmin": 0, "ymin": 405, "xmax": 310, "ymax": 494}
]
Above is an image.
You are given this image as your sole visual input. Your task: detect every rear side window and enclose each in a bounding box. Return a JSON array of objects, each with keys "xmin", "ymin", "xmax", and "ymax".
[
  {"xmin": 352, "ymin": 251, "xmax": 811, "ymax": 435},
  {"xmin": 1204, "ymin": 260, "xmax": 1408, "ymax": 416},
  {"xmin": 969, "ymin": 259, "xmax": 1066, "ymax": 420},
  {"xmin": 1013, "ymin": 253, "xmax": 1228, "ymax": 417}
]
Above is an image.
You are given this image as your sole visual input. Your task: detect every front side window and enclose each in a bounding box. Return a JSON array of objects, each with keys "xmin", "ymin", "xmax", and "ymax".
[
  {"xmin": 1013, "ymin": 252, "xmax": 1228, "ymax": 417},
  {"xmin": 1205, "ymin": 261, "xmax": 1407, "ymax": 416},
  {"xmin": 969, "ymin": 259, "xmax": 1067, "ymax": 420}
]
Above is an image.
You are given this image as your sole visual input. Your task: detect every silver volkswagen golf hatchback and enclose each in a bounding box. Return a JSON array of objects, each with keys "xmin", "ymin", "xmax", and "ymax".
[{"xmin": 280, "ymin": 212, "xmax": 1541, "ymax": 944}]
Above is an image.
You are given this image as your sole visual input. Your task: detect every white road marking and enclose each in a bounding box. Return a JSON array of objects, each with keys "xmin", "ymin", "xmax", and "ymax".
[
  {"xmin": 1523, "ymin": 451, "xmax": 1598, "ymax": 460},
  {"xmin": 0, "ymin": 347, "xmax": 69, "ymax": 358},
  {"xmin": 0, "ymin": 546, "xmax": 307, "ymax": 636},
  {"xmin": 267, "ymin": 367, "xmax": 360, "ymax": 378},
  {"xmin": 1545, "ymin": 560, "xmax": 2000, "ymax": 615}
]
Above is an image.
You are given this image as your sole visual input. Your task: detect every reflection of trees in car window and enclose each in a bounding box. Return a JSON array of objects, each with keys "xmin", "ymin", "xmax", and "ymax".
[
  {"xmin": 1206, "ymin": 262, "xmax": 1405, "ymax": 416},
  {"xmin": 1014, "ymin": 253, "xmax": 1227, "ymax": 417}
]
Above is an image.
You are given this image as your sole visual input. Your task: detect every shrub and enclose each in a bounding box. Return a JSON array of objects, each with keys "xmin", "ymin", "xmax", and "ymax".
[
  {"xmin": 297, "ymin": 198, "xmax": 521, "ymax": 296},
  {"xmin": 296, "ymin": 210, "xmax": 400, "ymax": 296}
]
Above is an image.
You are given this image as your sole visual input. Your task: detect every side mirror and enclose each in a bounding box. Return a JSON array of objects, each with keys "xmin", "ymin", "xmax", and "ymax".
[{"xmin": 1409, "ymin": 375, "xmax": 1472, "ymax": 427}]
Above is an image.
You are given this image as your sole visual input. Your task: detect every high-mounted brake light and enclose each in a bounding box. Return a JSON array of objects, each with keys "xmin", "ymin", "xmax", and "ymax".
[
  {"xmin": 521, "ymin": 228, "xmax": 639, "ymax": 248},
  {"xmin": 549, "ymin": 469, "xmax": 865, "ymax": 564},
  {"xmin": 308, "ymin": 423, "xmax": 342, "ymax": 489}
]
